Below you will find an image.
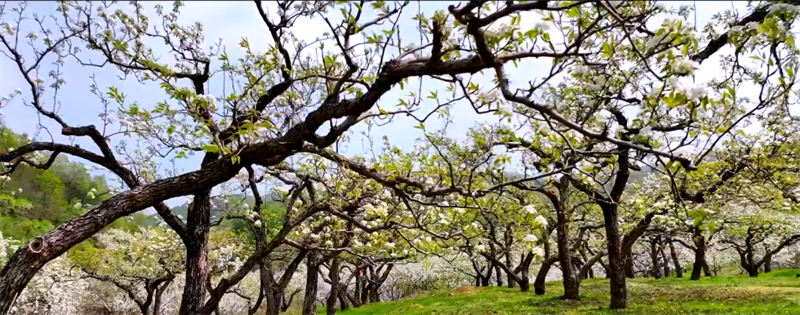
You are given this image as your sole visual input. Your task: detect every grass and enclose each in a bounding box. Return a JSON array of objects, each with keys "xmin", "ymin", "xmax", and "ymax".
[{"xmin": 333, "ymin": 269, "xmax": 800, "ymax": 315}]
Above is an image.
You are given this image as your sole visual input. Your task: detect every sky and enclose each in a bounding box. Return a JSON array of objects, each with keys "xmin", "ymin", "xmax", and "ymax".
[{"xmin": 0, "ymin": 1, "xmax": 761, "ymax": 208}]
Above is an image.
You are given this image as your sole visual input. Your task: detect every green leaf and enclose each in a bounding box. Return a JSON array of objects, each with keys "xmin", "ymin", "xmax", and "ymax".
[{"xmin": 202, "ymin": 144, "xmax": 219, "ymax": 153}]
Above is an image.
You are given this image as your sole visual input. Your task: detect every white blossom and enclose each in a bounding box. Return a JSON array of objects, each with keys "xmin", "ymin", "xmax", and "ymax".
[
  {"xmin": 534, "ymin": 215, "xmax": 548, "ymax": 227},
  {"xmin": 523, "ymin": 205, "xmax": 537, "ymax": 214},
  {"xmin": 685, "ymin": 85, "xmax": 707, "ymax": 100},
  {"xmin": 673, "ymin": 58, "xmax": 700, "ymax": 76},
  {"xmin": 524, "ymin": 234, "xmax": 538, "ymax": 242}
]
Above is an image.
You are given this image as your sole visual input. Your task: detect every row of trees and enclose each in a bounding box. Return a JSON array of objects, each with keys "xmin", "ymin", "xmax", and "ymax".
[{"xmin": 1, "ymin": 0, "xmax": 800, "ymax": 314}]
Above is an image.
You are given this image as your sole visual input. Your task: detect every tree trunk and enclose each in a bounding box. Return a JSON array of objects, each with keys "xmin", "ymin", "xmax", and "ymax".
[
  {"xmin": 668, "ymin": 240, "xmax": 682, "ymax": 278},
  {"xmin": 505, "ymin": 252, "xmax": 515, "ymax": 289},
  {"xmin": 326, "ymin": 258, "xmax": 341, "ymax": 315},
  {"xmin": 179, "ymin": 190, "xmax": 212, "ymax": 315},
  {"xmin": 601, "ymin": 204, "xmax": 627, "ymax": 309},
  {"xmin": 649, "ymin": 238, "xmax": 661, "ymax": 279},
  {"xmin": 598, "ymin": 258, "xmax": 610, "ymax": 278},
  {"xmin": 690, "ymin": 242, "xmax": 706, "ymax": 280},
  {"xmin": 337, "ymin": 285, "xmax": 349, "ymax": 311},
  {"xmin": 764, "ymin": 254, "xmax": 772, "ymax": 273},
  {"xmin": 360, "ymin": 275, "xmax": 369, "ymax": 306},
  {"xmin": 702, "ymin": 260, "xmax": 712, "ymax": 277},
  {"xmin": 262, "ymin": 262, "xmax": 281, "ymax": 315},
  {"xmin": 533, "ymin": 257, "xmax": 556, "ymax": 295},
  {"xmin": 368, "ymin": 285, "xmax": 380, "ymax": 303},
  {"xmin": 353, "ymin": 271, "xmax": 364, "ymax": 307},
  {"xmin": 659, "ymin": 243, "xmax": 670, "ymax": 277},
  {"xmin": 622, "ymin": 244, "xmax": 635, "ymax": 278},
  {"xmin": 153, "ymin": 279, "xmax": 172, "ymax": 315},
  {"xmin": 519, "ymin": 264, "xmax": 530, "ymax": 292},
  {"xmin": 739, "ymin": 253, "xmax": 758, "ymax": 277},
  {"xmin": 495, "ymin": 264, "xmax": 503, "ymax": 287},
  {"xmin": 556, "ymin": 202, "xmax": 579, "ymax": 300},
  {"xmin": 302, "ymin": 251, "xmax": 321, "ymax": 315}
]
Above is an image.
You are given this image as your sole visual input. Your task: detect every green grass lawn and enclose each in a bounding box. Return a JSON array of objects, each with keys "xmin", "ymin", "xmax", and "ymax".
[{"xmin": 334, "ymin": 269, "xmax": 800, "ymax": 315}]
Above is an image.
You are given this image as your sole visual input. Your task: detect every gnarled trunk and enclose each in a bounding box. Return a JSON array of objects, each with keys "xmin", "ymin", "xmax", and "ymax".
[
  {"xmin": 302, "ymin": 251, "xmax": 322, "ymax": 315},
  {"xmin": 555, "ymin": 195, "xmax": 579, "ymax": 300},
  {"xmin": 326, "ymin": 258, "xmax": 342, "ymax": 315},
  {"xmin": 601, "ymin": 203, "xmax": 627, "ymax": 309},
  {"xmin": 179, "ymin": 190, "xmax": 212, "ymax": 315}
]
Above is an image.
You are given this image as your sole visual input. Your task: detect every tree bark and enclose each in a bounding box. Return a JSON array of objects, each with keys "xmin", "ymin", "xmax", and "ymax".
[
  {"xmin": 326, "ymin": 258, "xmax": 342, "ymax": 315},
  {"xmin": 353, "ymin": 270, "xmax": 364, "ymax": 307},
  {"xmin": 505, "ymin": 249, "xmax": 515, "ymax": 289},
  {"xmin": 649, "ymin": 237, "xmax": 661, "ymax": 279},
  {"xmin": 659, "ymin": 242, "xmax": 670, "ymax": 277},
  {"xmin": 622, "ymin": 244, "xmax": 635, "ymax": 278},
  {"xmin": 668, "ymin": 240, "xmax": 682, "ymax": 278},
  {"xmin": 337, "ymin": 285, "xmax": 349, "ymax": 311},
  {"xmin": 601, "ymin": 203, "xmax": 627, "ymax": 309},
  {"xmin": 518, "ymin": 262, "xmax": 531, "ymax": 292},
  {"xmin": 556, "ymin": 208, "xmax": 579, "ymax": 299},
  {"xmin": 260, "ymin": 262, "xmax": 279, "ymax": 315},
  {"xmin": 533, "ymin": 257, "xmax": 557, "ymax": 295},
  {"xmin": 153, "ymin": 278, "xmax": 172, "ymax": 315},
  {"xmin": 302, "ymin": 251, "xmax": 322, "ymax": 315},
  {"xmin": 690, "ymin": 236, "xmax": 706, "ymax": 280},
  {"xmin": 179, "ymin": 189, "xmax": 212, "ymax": 315},
  {"xmin": 495, "ymin": 264, "xmax": 503, "ymax": 287},
  {"xmin": 554, "ymin": 176, "xmax": 579, "ymax": 300}
]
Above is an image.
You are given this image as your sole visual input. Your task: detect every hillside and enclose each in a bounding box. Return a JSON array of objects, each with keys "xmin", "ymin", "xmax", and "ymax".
[{"xmin": 333, "ymin": 270, "xmax": 800, "ymax": 315}]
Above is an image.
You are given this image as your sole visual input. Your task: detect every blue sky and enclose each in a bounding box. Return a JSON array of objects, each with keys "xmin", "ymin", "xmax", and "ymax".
[{"xmin": 0, "ymin": 1, "xmax": 756, "ymax": 207}]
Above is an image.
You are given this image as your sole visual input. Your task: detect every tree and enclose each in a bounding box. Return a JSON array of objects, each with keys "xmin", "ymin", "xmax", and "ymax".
[
  {"xmin": 1, "ymin": 0, "xmax": 798, "ymax": 313},
  {"xmin": 73, "ymin": 228, "xmax": 183, "ymax": 315}
]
